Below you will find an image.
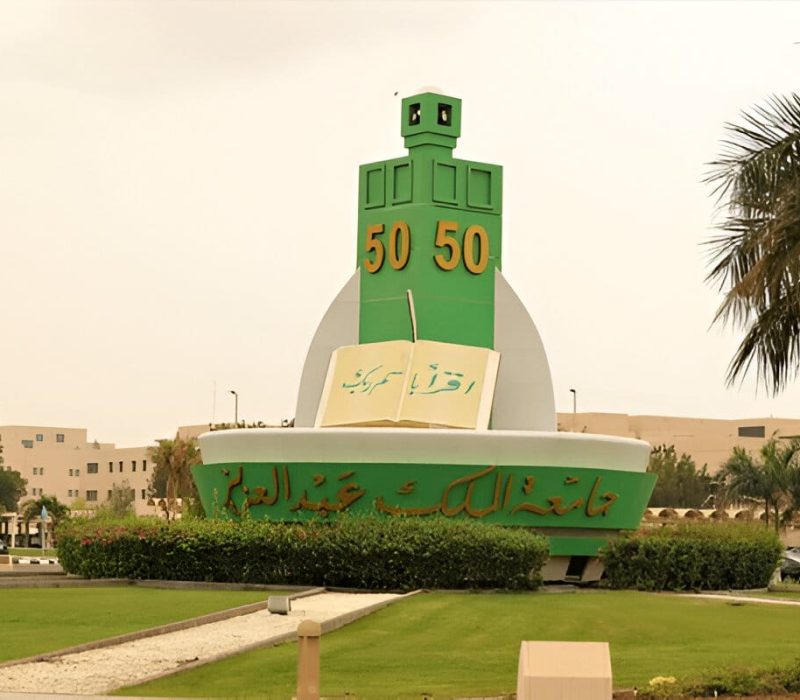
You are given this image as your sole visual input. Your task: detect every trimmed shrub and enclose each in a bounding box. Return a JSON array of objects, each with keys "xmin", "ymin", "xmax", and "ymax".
[
  {"xmin": 56, "ymin": 515, "xmax": 548, "ymax": 590},
  {"xmin": 601, "ymin": 522, "xmax": 782, "ymax": 591},
  {"xmin": 636, "ymin": 659, "xmax": 800, "ymax": 698}
]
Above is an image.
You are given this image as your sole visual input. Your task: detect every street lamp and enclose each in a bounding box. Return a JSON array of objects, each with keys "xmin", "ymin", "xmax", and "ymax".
[
  {"xmin": 569, "ymin": 388, "xmax": 577, "ymax": 431},
  {"xmin": 229, "ymin": 390, "xmax": 239, "ymax": 427}
]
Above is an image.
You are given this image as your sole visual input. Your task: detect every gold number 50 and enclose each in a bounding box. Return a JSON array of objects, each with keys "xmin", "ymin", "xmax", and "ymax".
[
  {"xmin": 364, "ymin": 222, "xmax": 411, "ymax": 273},
  {"xmin": 434, "ymin": 221, "xmax": 489, "ymax": 274}
]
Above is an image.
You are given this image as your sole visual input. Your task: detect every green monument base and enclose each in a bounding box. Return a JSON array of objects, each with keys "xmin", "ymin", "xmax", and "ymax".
[{"xmin": 194, "ymin": 427, "xmax": 655, "ymax": 558}]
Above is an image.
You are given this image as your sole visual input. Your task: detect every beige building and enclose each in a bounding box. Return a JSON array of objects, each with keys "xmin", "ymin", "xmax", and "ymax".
[
  {"xmin": 0, "ymin": 425, "xmax": 154, "ymax": 516},
  {"xmin": 557, "ymin": 412, "xmax": 800, "ymax": 473}
]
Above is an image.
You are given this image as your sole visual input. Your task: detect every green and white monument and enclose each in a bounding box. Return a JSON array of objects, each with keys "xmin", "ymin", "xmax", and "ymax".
[{"xmin": 193, "ymin": 91, "xmax": 656, "ymax": 582}]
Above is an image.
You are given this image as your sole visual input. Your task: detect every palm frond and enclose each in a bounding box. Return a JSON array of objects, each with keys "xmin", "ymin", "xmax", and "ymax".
[{"xmin": 705, "ymin": 93, "xmax": 800, "ymax": 393}]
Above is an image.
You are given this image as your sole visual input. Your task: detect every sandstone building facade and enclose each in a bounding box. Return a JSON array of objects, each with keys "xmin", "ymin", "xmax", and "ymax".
[
  {"xmin": 0, "ymin": 425, "xmax": 153, "ymax": 515},
  {"xmin": 556, "ymin": 413, "xmax": 800, "ymax": 473}
]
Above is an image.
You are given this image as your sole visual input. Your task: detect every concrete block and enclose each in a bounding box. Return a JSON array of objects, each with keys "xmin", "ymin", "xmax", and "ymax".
[
  {"xmin": 268, "ymin": 596, "xmax": 291, "ymax": 615},
  {"xmin": 517, "ymin": 640, "xmax": 612, "ymax": 699},
  {"xmin": 581, "ymin": 557, "xmax": 605, "ymax": 583},
  {"xmin": 541, "ymin": 556, "xmax": 569, "ymax": 582}
]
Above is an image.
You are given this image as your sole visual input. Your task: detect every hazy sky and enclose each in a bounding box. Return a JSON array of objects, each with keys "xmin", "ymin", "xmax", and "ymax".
[{"xmin": 3, "ymin": 1, "xmax": 800, "ymax": 447}]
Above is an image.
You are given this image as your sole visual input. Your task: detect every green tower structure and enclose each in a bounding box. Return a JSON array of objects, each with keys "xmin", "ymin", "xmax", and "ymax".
[{"xmin": 357, "ymin": 92, "xmax": 502, "ymax": 349}]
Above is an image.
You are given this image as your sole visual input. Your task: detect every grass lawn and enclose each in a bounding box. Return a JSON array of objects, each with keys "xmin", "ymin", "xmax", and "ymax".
[
  {"xmin": 117, "ymin": 590, "xmax": 800, "ymax": 699},
  {"xmin": 0, "ymin": 587, "xmax": 277, "ymax": 663},
  {"xmin": 9, "ymin": 547, "xmax": 57, "ymax": 557}
]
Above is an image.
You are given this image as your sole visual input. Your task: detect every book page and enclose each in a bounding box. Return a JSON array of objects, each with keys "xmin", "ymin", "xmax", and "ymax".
[
  {"xmin": 401, "ymin": 340, "xmax": 499, "ymax": 429},
  {"xmin": 316, "ymin": 340, "xmax": 412, "ymax": 427}
]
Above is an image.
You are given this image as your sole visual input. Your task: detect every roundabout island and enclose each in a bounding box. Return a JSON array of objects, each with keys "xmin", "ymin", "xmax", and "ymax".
[{"xmin": 192, "ymin": 90, "xmax": 655, "ymax": 582}]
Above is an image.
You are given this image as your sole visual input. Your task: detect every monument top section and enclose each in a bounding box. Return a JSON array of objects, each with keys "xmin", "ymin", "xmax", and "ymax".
[
  {"xmin": 401, "ymin": 92, "xmax": 462, "ymax": 151},
  {"xmin": 357, "ymin": 91, "xmax": 502, "ymax": 350}
]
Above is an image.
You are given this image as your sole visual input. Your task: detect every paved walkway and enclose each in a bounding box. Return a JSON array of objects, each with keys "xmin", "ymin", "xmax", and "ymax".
[
  {"xmin": 0, "ymin": 591, "xmax": 403, "ymax": 696},
  {"xmin": 690, "ymin": 592, "xmax": 800, "ymax": 606}
]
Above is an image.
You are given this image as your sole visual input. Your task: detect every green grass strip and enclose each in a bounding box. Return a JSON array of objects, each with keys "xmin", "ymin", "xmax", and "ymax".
[
  {"xmin": 118, "ymin": 590, "xmax": 800, "ymax": 698},
  {"xmin": 9, "ymin": 548, "xmax": 57, "ymax": 557},
  {"xmin": 0, "ymin": 587, "xmax": 271, "ymax": 663}
]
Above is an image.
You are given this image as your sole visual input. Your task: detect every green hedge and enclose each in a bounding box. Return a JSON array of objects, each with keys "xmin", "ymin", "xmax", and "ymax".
[
  {"xmin": 601, "ymin": 522, "xmax": 782, "ymax": 591},
  {"xmin": 679, "ymin": 660, "xmax": 800, "ymax": 698},
  {"xmin": 637, "ymin": 659, "xmax": 800, "ymax": 698},
  {"xmin": 56, "ymin": 515, "xmax": 548, "ymax": 590}
]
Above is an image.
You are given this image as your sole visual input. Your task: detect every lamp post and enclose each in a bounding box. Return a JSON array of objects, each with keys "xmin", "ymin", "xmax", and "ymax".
[
  {"xmin": 229, "ymin": 390, "xmax": 239, "ymax": 427},
  {"xmin": 569, "ymin": 388, "xmax": 577, "ymax": 431}
]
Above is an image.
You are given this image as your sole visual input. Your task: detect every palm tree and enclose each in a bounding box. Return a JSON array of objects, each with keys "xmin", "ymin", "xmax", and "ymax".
[
  {"xmin": 719, "ymin": 438, "xmax": 800, "ymax": 531},
  {"xmin": 705, "ymin": 93, "xmax": 800, "ymax": 393},
  {"xmin": 19, "ymin": 495, "xmax": 70, "ymax": 548},
  {"xmin": 760, "ymin": 438, "xmax": 800, "ymax": 529},
  {"xmin": 719, "ymin": 446, "xmax": 772, "ymax": 525},
  {"xmin": 20, "ymin": 494, "xmax": 70, "ymax": 526},
  {"xmin": 147, "ymin": 434, "xmax": 202, "ymax": 520}
]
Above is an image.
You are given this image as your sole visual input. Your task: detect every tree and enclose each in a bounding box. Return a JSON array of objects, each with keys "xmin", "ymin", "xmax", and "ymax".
[
  {"xmin": 148, "ymin": 434, "xmax": 202, "ymax": 519},
  {"xmin": 19, "ymin": 494, "xmax": 70, "ymax": 526},
  {"xmin": 718, "ymin": 437, "xmax": 800, "ymax": 531},
  {"xmin": 705, "ymin": 94, "xmax": 800, "ymax": 393},
  {"xmin": 0, "ymin": 468, "xmax": 27, "ymax": 513},
  {"xmin": 19, "ymin": 495, "xmax": 70, "ymax": 549},
  {"xmin": 646, "ymin": 444, "xmax": 715, "ymax": 508},
  {"xmin": 718, "ymin": 446, "xmax": 772, "ymax": 524},
  {"xmin": 105, "ymin": 480, "xmax": 135, "ymax": 517}
]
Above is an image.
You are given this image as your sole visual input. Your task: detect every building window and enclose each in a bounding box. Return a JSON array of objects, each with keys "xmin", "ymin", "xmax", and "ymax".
[
  {"xmin": 67, "ymin": 489, "xmax": 72, "ymax": 497},
  {"xmin": 32, "ymin": 467, "xmax": 38, "ymax": 476},
  {"xmin": 109, "ymin": 462, "xmax": 113, "ymax": 473},
  {"xmin": 69, "ymin": 468, "xmax": 73, "ymax": 476},
  {"xmin": 132, "ymin": 460, "xmax": 137, "ymax": 472},
  {"xmin": 143, "ymin": 459, "xmax": 147, "ymax": 471},
  {"xmin": 140, "ymin": 489, "xmax": 146, "ymax": 499},
  {"xmin": 86, "ymin": 490, "xmax": 98, "ymax": 502},
  {"xmin": 22, "ymin": 440, "xmax": 33, "ymax": 449},
  {"xmin": 40, "ymin": 467, "xmax": 44, "ymax": 475},
  {"xmin": 107, "ymin": 490, "xmax": 112, "ymax": 500},
  {"xmin": 738, "ymin": 425, "xmax": 766, "ymax": 438},
  {"xmin": 75, "ymin": 468, "xmax": 80, "ymax": 476},
  {"xmin": 87, "ymin": 463, "xmax": 98, "ymax": 474},
  {"xmin": 36, "ymin": 433, "xmax": 43, "ymax": 442},
  {"xmin": 56, "ymin": 433, "xmax": 65, "ymax": 443},
  {"xmin": 119, "ymin": 461, "xmax": 123, "ymax": 472}
]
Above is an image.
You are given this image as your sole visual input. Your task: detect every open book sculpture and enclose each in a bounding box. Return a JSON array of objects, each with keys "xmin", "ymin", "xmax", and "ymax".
[{"xmin": 316, "ymin": 339, "xmax": 500, "ymax": 429}]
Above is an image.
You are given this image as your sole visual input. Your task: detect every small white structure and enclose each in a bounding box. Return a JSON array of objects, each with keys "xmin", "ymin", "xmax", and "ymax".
[{"xmin": 517, "ymin": 641, "xmax": 612, "ymax": 700}]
